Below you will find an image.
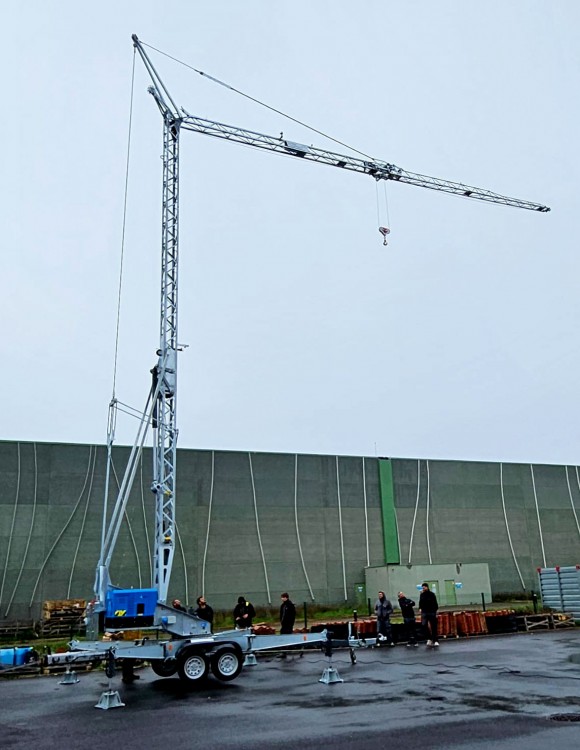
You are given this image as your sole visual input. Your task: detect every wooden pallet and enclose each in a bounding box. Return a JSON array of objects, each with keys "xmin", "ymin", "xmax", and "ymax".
[{"xmin": 39, "ymin": 599, "xmax": 87, "ymax": 637}]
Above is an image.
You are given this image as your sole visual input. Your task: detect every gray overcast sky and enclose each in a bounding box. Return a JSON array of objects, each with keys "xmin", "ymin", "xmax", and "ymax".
[{"xmin": 2, "ymin": 1, "xmax": 578, "ymax": 465}]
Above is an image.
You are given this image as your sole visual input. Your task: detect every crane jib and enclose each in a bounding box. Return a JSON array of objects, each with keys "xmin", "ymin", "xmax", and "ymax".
[{"xmin": 179, "ymin": 115, "xmax": 550, "ymax": 213}]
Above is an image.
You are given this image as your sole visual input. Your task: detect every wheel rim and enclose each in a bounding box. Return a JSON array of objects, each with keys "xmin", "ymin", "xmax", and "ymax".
[
  {"xmin": 217, "ymin": 652, "xmax": 238, "ymax": 677},
  {"xmin": 184, "ymin": 655, "xmax": 206, "ymax": 680}
]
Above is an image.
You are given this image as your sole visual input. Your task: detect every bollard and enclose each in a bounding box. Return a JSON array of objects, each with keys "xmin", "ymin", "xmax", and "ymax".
[
  {"xmin": 531, "ymin": 592, "xmax": 538, "ymax": 614},
  {"xmin": 303, "ymin": 602, "xmax": 308, "ymax": 631}
]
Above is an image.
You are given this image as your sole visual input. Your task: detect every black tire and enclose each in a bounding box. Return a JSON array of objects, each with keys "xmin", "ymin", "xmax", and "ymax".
[
  {"xmin": 210, "ymin": 646, "xmax": 243, "ymax": 682},
  {"xmin": 177, "ymin": 649, "xmax": 210, "ymax": 684},
  {"xmin": 150, "ymin": 659, "xmax": 178, "ymax": 678}
]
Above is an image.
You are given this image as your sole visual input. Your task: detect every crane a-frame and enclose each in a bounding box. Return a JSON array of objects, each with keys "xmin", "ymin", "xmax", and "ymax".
[{"xmin": 82, "ymin": 34, "xmax": 550, "ymax": 686}]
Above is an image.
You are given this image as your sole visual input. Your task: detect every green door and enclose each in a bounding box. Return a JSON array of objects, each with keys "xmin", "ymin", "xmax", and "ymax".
[
  {"xmin": 444, "ymin": 579, "xmax": 457, "ymax": 606},
  {"xmin": 354, "ymin": 583, "xmax": 366, "ymax": 609}
]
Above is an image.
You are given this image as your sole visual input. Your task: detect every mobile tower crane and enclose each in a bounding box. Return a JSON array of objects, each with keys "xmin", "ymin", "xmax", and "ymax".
[{"xmin": 75, "ymin": 35, "xmax": 550, "ymax": 686}]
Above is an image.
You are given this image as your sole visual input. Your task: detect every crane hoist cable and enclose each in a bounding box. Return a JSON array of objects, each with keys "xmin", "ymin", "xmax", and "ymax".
[{"xmin": 376, "ymin": 181, "xmax": 391, "ymax": 245}]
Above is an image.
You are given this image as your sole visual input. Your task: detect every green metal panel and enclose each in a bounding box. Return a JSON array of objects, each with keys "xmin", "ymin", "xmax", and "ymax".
[{"xmin": 378, "ymin": 459, "xmax": 400, "ymax": 564}]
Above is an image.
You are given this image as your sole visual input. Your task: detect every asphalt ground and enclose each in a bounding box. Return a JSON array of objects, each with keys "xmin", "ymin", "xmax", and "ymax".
[{"xmin": 3, "ymin": 631, "xmax": 580, "ymax": 749}]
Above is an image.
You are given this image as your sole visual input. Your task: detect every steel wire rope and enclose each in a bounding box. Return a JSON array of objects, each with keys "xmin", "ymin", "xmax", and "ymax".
[
  {"xmin": 201, "ymin": 450, "xmax": 215, "ymax": 598},
  {"xmin": 382, "ymin": 181, "xmax": 391, "ymax": 228},
  {"xmin": 175, "ymin": 523, "xmax": 189, "ymax": 605},
  {"xmin": 28, "ymin": 446, "xmax": 94, "ymax": 608},
  {"xmin": 100, "ymin": 48, "xmax": 137, "ymax": 574},
  {"xmin": 530, "ymin": 464, "xmax": 547, "ymax": 567},
  {"xmin": 499, "ymin": 463, "xmax": 526, "ymax": 590},
  {"xmin": 565, "ymin": 466, "xmax": 580, "ymax": 541},
  {"xmin": 140, "ymin": 457, "xmax": 152, "ymax": 583},
  {"xmin": 140, "ymin": 40, "xmax": 376, "ymax": 161},
  {"xmin": 67, "ymin": 446, "xmax": 98, "ymax": 598},
  {"xmin": 0, "ymin": 443, "xmax": 21, "ymax": 613},
  {"xmin": 111, "ymin": 46, "xmax": 137, "ymax": 401},
  {"xmin": 335, "ymin": 457, "xmax": 348, "ymax": 601},
  {"xmin": 375, "ymin": 181, "xmax": 391, "ymax": 231},
  {"xmin": 110, "ymin": 458, "xmax": 143, "ymax": 587},
  {"xmin": 408, "ymin": 460, "xmax": 421, "ymax": 564},
  {"xmin": 293, "ymin": 454, "xmax": 315, "ymax": 601},
  {"xmin": 5, "ymin": 444, "xmax": 38, "ymax": 617},
  {"xmin": 248, "ymin": 453, "xmax": 271, "ymax": 604},
  {"xmin": 362, "ymin": 457, "xmax": 370, "ymax": 567},
  {"xmin": 426, "ymin": 460, "xmax": 433, "ymax": 564}
]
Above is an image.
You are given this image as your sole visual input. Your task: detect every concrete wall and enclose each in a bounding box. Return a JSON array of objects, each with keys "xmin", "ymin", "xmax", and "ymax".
[
  {"xmin": 0, "ymin": 442, "xmax": 384, "ymax": 622},
  {"xmin": 391, "ymin": 459, "xmax": 580, "ymax": 593},
  {"xmin": 1, "ymin": 441, "xmax": 580, "ymax": 623}
]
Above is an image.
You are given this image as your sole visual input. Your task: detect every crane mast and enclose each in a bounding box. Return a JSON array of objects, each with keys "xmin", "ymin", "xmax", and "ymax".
[{"xmin": 93, "ymin": 35, "xmax": 549, "ymax": 614}]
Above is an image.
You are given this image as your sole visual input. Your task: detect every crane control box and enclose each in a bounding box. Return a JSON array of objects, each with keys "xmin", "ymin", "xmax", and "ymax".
[{"xmin": 105, "ymin": 587, "xmax": 158, "ymax": 629}]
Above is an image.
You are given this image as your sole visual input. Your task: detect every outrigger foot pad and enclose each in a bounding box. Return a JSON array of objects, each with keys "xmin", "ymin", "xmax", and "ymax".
[
  {"xmin": 319, "ymin": 666, "xmax": 343, "ymax": 684},
  {"xmin": 243, "ymin": 653, "xmax": 258, "ymax": 667},
  {"xmin": 59, "ymin": 669, "xmax": 80, "ymax": 685},
  {"xmin": 95, "ymin": 690, "xmax": 125, "ymax": 710}
]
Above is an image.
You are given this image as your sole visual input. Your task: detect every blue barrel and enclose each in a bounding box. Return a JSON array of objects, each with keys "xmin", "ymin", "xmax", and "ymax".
[{"xmin": 0, "ymin": 648, "xmax": 16, "ymax": 666}]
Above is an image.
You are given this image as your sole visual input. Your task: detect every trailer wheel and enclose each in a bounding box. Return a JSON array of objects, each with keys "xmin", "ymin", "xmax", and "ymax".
[
  {"xmin": 210, "ymin": 646, "xmax": 243, "ymax": 682},
  {"xmin": 150, "ymin": 659, "xmax": 178, "ymax": 677},
  {"xmin": 177, "ymin": 649, "xmax": 209, "ymax": 684}
]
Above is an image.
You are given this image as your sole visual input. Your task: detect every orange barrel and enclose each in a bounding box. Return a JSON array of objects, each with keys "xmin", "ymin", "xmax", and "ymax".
[
  {"xmin": 438, "ymin": 612, "xmax": 449, "ymax": 637},
  {"xmin": 466, "ymin": 612, "xmax": 476, "ymax": 633},
  {"xmin": 455, "ymin": 612, "xmax": 467, "ymax": 636},
  {"xmin": 478, "ymin": 612, "xmax": 488, "ymax": 634},
  {"xmin": 448, "ymin": 612, "xmax": 458, "ymax": 637}
]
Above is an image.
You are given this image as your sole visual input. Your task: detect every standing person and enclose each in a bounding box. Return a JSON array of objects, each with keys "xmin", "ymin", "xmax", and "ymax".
[
  {"xmin": 419, "ymin": 583, "xmax": 439, "ymax": 647},
  {"xmin": 374, "ymin": 591, "xmax": 395, "ymax": 646},
  {"xmin": 279, "ymin": 593, "xmax": 296, "ymax": 634},
  {"xmin": 233, "ymin": 596, "xmax": 256, "ymax": 629},
  {"xmin": 397, "ymin": 591, "xmax": 418, "ymax": 647},
  {"xmin": 194, "ymin": 595, "xmax": 214, "ymax": 626},
  {"xmin": 172, "ymin": 598, "xmax": 187, "ymax": 612}
]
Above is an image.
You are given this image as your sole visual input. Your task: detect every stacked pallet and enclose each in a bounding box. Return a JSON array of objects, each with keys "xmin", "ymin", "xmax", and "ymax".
[
  {"xmin": 0, "ymin": 621, "xmax": 35, "ymax": 640},
  {"xmin": 39, "ymin": 599, "xmax": 86, "ymax": 637}
]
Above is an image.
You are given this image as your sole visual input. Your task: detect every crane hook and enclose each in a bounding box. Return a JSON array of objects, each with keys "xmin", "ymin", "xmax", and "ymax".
[{"xmin": 378, "ymin": 226, "xmax": 390, "ymax": 246}]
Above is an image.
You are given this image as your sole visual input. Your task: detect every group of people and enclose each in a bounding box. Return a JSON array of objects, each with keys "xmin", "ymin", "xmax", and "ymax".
[
  {"xmin": 172, "ymin": 584, "xmax": 438, "ymax": 647},
  {"xmin": 172, "ymin": 592, "xmax": 296, "ymax": 634},
  {"xmin": 375, "ymin": 583, "xmax": 439, "ymax": 647}
]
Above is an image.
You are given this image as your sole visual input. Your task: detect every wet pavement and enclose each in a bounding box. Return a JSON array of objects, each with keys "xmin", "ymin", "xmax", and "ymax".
[{"xmin": 3, "ymin": 631, "xmax": 580, "ymax": 749}]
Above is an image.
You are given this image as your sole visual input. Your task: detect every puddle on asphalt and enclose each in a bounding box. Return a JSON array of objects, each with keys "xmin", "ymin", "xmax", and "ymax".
[{"xmin": 279, "ymin": 694, "xmax": 405, "ymax": 710}]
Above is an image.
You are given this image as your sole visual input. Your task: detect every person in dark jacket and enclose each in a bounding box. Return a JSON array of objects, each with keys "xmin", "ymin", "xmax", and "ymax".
[
  {"xmin": 374, "ymin": 591, "xmax": 395, "ymax": 646},
  {"xmin": 193, "ymin": 595, "xmax": 214, "ymax": 626},
  {"xmin": 233, "ymin": 596, "xmax": 256, "ymax": 629},
  {"xmin": 397, "ymin": 591, "xmax": 418, "ymax": 647},
  {"xmin": 419, "ymin": 583, "xmax": 439, "ymax": 647},
  {"xmin": 172, "ymin": 598, "xmax": 187, "ymax": 612},
  {"xmin": 279, "ymin": 593, "xmax": 296, "ymax": 634}
]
